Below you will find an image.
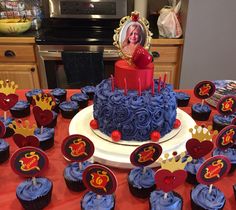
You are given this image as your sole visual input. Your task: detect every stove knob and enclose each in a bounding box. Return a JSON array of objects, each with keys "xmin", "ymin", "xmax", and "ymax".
[{"xmin": 31, "ymin": 67, "xmax": 35, "ymax": 72}]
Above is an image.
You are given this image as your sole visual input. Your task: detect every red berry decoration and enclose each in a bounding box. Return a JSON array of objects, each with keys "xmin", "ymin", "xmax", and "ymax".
[
  {"xmin": 150, "ymin": 131, "xmax": 161, "ymax": 142},
  {"xmin": 90, "ymin": 119, "xmax": 98, "ymax": 129},
  {"xmin": 173, "ymin": 119, "xmax": 181, "ymax": 129},
  {"xmin": 132, "ymin": 46, "xmax": 152, "ymax": 68},
  {"xmin": 111, "ymin": 130, "xmax": 121, "ymax": 142}
]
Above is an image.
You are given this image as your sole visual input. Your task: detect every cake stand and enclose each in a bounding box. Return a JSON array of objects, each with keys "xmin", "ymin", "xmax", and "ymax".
[{"xmin": 69, "ymin": 105, "xmax": 196, "ymax": 169}]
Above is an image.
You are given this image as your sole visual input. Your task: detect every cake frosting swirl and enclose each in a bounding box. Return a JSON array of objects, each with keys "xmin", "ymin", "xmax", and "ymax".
[
  {"xmin": 191, "ymin": 184, "xmax": 225, "ymax": 209},
  {"xmin": 184, "ymin": 157, "xmax": 205, "ymax": 175},
  {"xmin": 213, "ymin": 147, "xmax": 236, "ymax": 164},
  {"xmin": 150, "ymin": 190, "xmax": 182, "ymax": 210},
  {"xmin": 0, "ymin": 116, "xmax": 14, "ymax": 126},
  {"xmin": 71, "ymin": 93, "xmax": 89, "ymax": 101},
  {"xmin": 81, "ymin": 191, "xmax": 115, "ymax": 210},
  {"xmin": 34, "ymin": 128, "xmax": 54, "ymax": 142},
  {"xmin": 50, "ymin": 88, "xmax": 67, "ymax": 96},
  {"xmin": 59, "ymin": 101, "xmax": 79, "ymax": 111},
  {"xmin": 192, "ymin": 103, "xmax": 211, "ymax": 113},
  {"xmin": 0, "ymin": 139, "xmax": 9, "ymax": 151},
  {"xmin": 175, "ymin": 91, "xmax": 190, "ymax": 100},
  {"xmin": 25, "ymin": 89, "xmax": 43, "ymax": 97},
  {"xmin": 16, "ymin": 178, "xmax": 52, "ymax": 201},
  {"xmin": 81, "ymin": 86, "xmax": 96, "ymax": 93},
  {"xmin": 10, "ymin": 100, "xmax": 30, "ymax": 110},
  {"xmin": 213, "ymin": 114, "xmax": 235, "ymax": 125}
]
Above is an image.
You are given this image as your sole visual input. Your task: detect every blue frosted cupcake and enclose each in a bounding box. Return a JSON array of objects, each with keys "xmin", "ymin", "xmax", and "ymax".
[
  {"xmin": 213, "ymin": 114, "xmax": 236, "ymax": 132},
  {"xmin": 81, "ymin": 191, "xmax": 115, "ymax": 210},
  {"xmin": 64, "ymin": 161, "xmax": 92, "ymax": 192},
  {"xmin": 149, "ymin": 190, "xmax": 183, "ymax": 210},
  {"xmin": 59, "ymin": 101, "xmax": 79, "ymax": 119},
  {"xmin": 191, "ymin": 184, "xmax": 225, "ymax": 210},
  {"xmin": 0, "ymin": 139, "xmax": 9, "ymax": 163},
  {"xmin": 16, "ymin": 177, "xmax": 53, "ymax": 210},
  {"xmin": 191, "ymin": 103, "xmax": 211, "ymax": 121},
  {"xmin": 128, "ymin": 167, "xmax": 156, "ymax": 199},
  {"xmin": 34, "ymin": 127, "xmax": 54, "ymax": 150},
  {"xmin": 50, "ymin": 88, "xmax": 67, "ymax": 103},
  {"xmin": 0, "ymin": 116, "xmax": 14, "ymax": 138},
  {"xmin": 10, "ymin": 100, "xmax": 30, "ymax": 118},
  {"xmin": 81, "ymin": 86, "xmax": 96, "ymax": 100},
  {"xmin": 175, "ymin": 91, "xmax": 190, "ymax": 107},
  {"xmin": 70, "ymin": 93, "xmax": 89, "ymax": 109},
  {"xmin": 25, "ymin": 89, "xmax": 43, "ymax": 104}
]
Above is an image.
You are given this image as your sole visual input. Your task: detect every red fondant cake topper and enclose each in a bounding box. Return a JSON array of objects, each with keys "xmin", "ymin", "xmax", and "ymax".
[
  {"xmin": 10, "ymin": 147, "xmax": 49, "ymax": 177},
  {"xmin": 196, "ymin": 155, "xmax": 231, "ymax": 185},
  {"xmin": 130, "ymin": 143, "xmax": 162, "ymax": 167},
  {"xmin": 61, "ymin": 134, "xmax": 94, "ymax": 162},
  {"xmin": 33, "ymin": 106, "xmax": 54, "ymax": 127},
  {"xmin": 194, "ymin": 81, "xmax": 215, "ymax": 100},
  {"xmin": 82, "ymin": 164, "xmax": 117, "ymax": 195},
  {"xmin": 216, "ymin": 125, "xmax": 236, "ymax": 150},
  {"xmin": 216, "ymin": 95, "xmax": 236, "ymax": 116}
]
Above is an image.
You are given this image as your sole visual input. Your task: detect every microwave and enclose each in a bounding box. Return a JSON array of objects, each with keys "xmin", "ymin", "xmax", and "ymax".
[{"xmin": 48, "ymin": 0, "xmax": 128, "ymax": 19}]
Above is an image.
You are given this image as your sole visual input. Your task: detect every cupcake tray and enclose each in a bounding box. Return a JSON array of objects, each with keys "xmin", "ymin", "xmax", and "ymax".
[{"xmin": 69, "ymin": 105, "xmax": 196, "ymax": 169}]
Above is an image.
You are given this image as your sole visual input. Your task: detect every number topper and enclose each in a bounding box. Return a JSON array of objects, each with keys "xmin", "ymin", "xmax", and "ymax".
[
  {"xmin": 194, "ymin": 81, "xmax": 215, "ymax": 100},
  {"xmin": 82, "ymin": 164, "xmax": 117, "ymax": 195},
  {"xmin": 216, "ymin": 95, "xmax": 236, "ymax": 116},
  {"xmin": 130, "ymin": 143, "xmax": 162, "ymax": 167},
  {"xmin": 61, "ymin": 134, "xmax": 94, "ymax": 162},
  {"xmin": 10, "ymin": 147, "xmax": 49, "ymax": 177},
  {"xmin": 196, "ymin": 155, "xmax": 231, "ymax": 185},
  {"xmin": 216, "ymin": 125, "xmax": 236, "ymax": 150}
]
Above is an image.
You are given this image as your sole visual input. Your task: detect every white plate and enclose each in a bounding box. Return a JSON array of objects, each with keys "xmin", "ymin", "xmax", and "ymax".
[{"xmin": 69, "ymin": 105, "xmax": 196, "ymax": 168}]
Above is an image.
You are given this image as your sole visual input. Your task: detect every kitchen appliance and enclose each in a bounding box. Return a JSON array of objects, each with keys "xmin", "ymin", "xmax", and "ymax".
[{"xmin": 36, "ymin": 0, "xmax": 128, "ymax": 89}]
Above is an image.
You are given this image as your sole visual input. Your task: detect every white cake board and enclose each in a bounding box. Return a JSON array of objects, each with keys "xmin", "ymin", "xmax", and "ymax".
[{"xmin": 69, "ymin": 105, "xmax": 196, "ymax": 169}]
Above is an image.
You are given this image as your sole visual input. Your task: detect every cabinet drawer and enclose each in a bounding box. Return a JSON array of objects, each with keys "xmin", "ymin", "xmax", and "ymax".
[
  {"xmin": 150, "ymin": 46, "xmax": 179, "ymax": 63},
  {"xmin": 0, "ymin": 44, "xmax": 35, "ymax": 62}
]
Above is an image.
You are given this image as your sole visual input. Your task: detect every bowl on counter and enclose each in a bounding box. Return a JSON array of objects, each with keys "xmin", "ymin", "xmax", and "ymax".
[{"xmin": 0, "ymin": 18, "xmax": 32, "ymax": 34}]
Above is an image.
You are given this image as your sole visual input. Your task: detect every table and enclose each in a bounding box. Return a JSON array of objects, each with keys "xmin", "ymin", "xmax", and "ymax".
[{"xmin": 0, "ymin": 90, "xmax": 235, "ymax": 210}]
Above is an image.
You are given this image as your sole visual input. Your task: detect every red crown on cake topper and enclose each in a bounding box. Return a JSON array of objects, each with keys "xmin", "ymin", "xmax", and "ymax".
[{"xmin": 131, "ymin": 11, "xmax": 139, "ymax": 21}]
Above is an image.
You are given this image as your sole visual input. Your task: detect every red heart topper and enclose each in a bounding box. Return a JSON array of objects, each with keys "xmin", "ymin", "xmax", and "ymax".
[
  {"xmin": 33, "ymin": 106, "xmax": 53, "ymax": 127},
  {"xmin": 0, "ymin": 121, "xmax": 6, "ymax": 138},
  {"xmin": 186, "ymin": 138, "xmax": 214, "ymax": 159},
  {"xmin": 132, "ymin": 45, "xmax": 152, "ymax": 68},
  {"xmin": 0, "ymin": 93, "xmax": 18, "ymax": 111},
  {"xmin": 13, "ymin": 134, "xmax": 40, "ymax": 148}
]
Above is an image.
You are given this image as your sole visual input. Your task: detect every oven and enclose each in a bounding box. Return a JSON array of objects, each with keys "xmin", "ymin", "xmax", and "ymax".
[{"xmin": 36, "ymin": 0, "xmax": 128, "ymax": 89}]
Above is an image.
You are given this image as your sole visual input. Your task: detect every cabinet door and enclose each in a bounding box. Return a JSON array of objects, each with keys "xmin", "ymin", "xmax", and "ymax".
[
  {"xmin": 153, "ymin": 64, "xmax": 176, "ymax": 85},
  {"xmin": 0, "ymin": 64, "xmax": 40, "ymax": 89}
]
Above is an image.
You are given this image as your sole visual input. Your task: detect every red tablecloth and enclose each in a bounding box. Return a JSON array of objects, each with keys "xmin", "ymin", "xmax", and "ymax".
[{"xmin": 0, "ymin": 90, "xmax": 235, "ymax": 210}]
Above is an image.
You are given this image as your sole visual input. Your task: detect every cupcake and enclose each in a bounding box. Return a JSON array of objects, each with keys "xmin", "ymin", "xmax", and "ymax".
[
  {"xmin": 149, "ymin": 190, "xmax": 183, "ymax": 210},
  {"xmin": 35, "ymin": 111, "xmax": 58, "ymax": 128},
  {"xmin": 16, "ymin": 177, "xmax": 53, "ymax": 210},
  {"xmin": 64, "ymin": 161, "xmax": 92, "ymax": 192},
  {"xmin": 34, "ymin": 127, "xmax": 54, "ymax": 151},
  {"xmin": 81, "ymin": 86, "xmax": 96, "ymax": 100},
  {"xmin": 191, "ymin": 184, "xmax": 225, "ymax": 210},
  {"xmin": 128, "ymin": 167, "xmax": 156, "ymax": 199},
  {"xmin": 213, "ymin": 114, "xmax": 235, "ymax": 132},
  {"xmin": 175, "ymin": 91, "xmax": 190, "ymax": 107},
  {"xmin": 52, "ymin": 98, "xmax": 60, "ymax": 113},
  {"xmin": 184, "ymin": 157, "xmax": 205, "ymax": 185},
  {"xmin": 191, "ymin": 103, "xmax": 211, "ymax": 121},
  {"xmin": 80, "ymin": 191, "xmax": 115, "ymax": 210},
  {"xmin": 50, "ymin": 88, "xmax": 67, "ymax": 103},
  {"xmin": 0, "ymin": 139, "xmax": 9, "ymax": 163},
  {"xmin": 59, "ymin": 101, "xmax": 79, "ymax": 119},
  {"xmin": 0, "ymin": 116, "xmax": 14, "ymax": 138},
  {"xmin": 25, "ymin": 89, "xmax": 43, "ymax": 105},
  {"xmin": 212, "ymin": 147, "xmax": 236, "ymax": 173},
  {"xmin": 70, "ymin": 93, "xmax": 89, "ymax": 109},
  {"xmin": 10, "ymin": 100, "xmax": 30, "ymax": 118}
]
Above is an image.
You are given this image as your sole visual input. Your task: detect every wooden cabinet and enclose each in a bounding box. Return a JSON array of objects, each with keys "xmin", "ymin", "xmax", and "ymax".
[
  {"xmin": 0, "ymin": 37, "xmax": 40, "ymax": 89},
  {"xmin": 150, "ymin": 39, "xmax": 184, "ymax": 89}
]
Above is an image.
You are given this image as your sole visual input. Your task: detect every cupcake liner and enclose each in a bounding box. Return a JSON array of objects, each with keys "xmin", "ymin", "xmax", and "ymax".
[
  {"xmin": 77, "ymin": 100, "xmax": 89, "ymax": 109},
  {"xmin": 53, "ymin": 94, "xmax": 67, "ymax": 103},
  {"xmin": 186, "ymin": 172, "xmax": 198, "ymax": 186},
  {"xmin": 39, "ymin": 136, "xmax": 54, "ymax": 151},
  {"xmin": 177, "ymin": 98, "xmax": 190, "ymax": 107},
  {"xmin": 60, "ymin": 109, "xmax": 79, "ymax": 119},
  {"xmin": 64, "ymin": 178, "xmax": 86, "ymax": 192},
  {"xmin": 212, "ymin": 120, "xmax": 228, "ymax": 132},
  {"xmin": 3, "ymin": 126, "xmax": 14, "ymax": 138},
  {"xmin": 10, "ymin": 107, "xmax": 30, "ymax": 118},
  {"xmin": 0, "ymin": 146, "xmax": 10, "ymax": 164},
  {"xmin": 191, "ymin": 107, "xmax": 211, "ymax": 121}
]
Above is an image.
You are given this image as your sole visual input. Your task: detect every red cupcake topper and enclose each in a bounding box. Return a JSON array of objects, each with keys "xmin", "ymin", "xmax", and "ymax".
[
  {"xmin": 216, "ymin": 125, "xmax": 236, "ymax": 150},
  {"xmin": 194, "ymin": 81, "xmax": 215, "ymax": 100},
  {"xmin": 186, "ymin": 125, "xmax": 217, "ymax": 159},
  {"xmin": 0, "ymin": 80, "xmax": 18, "ymax": 111},
  {"xmin": 216, "ymin": 95, "xmax": 236, "ymax": 116},
  {"xmin": 10, "ymin": 146, "xmax": 49, "ymax": 177},
  {"xmin": 61, "ymin": 134, "xmax": 94, "ymax": 162},
  {"xmin": 0, "ymin": 121, "xmax": 6, "ymax": 138},
  {"xmin": 155, "ymin": 152, "xmax": 192, "ymax": 193},
  {"xmin": 196, "ymin": 155, "xmax": 231, "ymax": 185},
  {"xmin": 9, "ymin": 120, "xmax": 40, "ymax": 148},
  {"xmin": 82, "ymin": 164, "xmax": 117, "ymax": 195},
  {"xmin": 130, "ymin": 143, "xmax": 162, "ymax": 167}
]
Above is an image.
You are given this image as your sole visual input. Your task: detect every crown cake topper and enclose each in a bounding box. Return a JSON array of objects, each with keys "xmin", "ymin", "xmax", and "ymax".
[
  {"xmin": 189, "ymin": 125, "xmax": 218, "ymax": 142},
  {"xmin": 32, "ymin": 93, "xmax": 55, "ymax": 111},
  {"xmin": 0, "ymin": 80, "xmax": 18, "ymax": 95}
]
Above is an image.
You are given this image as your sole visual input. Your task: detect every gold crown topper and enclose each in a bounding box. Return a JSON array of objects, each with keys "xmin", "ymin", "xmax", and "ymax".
[
  {"xmin": 32, "ymin": 93, "xmax": 55, "ymax": 110},
  {"xmin": 0, "ymin": 80, "xmax": 18, "ymax": 95},
  {"xmin": 159, "ymin": 152, "xmax": 192, "ymax": 173},
  {"xmin": 189, "ymin": 125, "xmax": 218, "ymax": 142},
  {"xmin": 9, "ymin": 120, "xmax": 37, "ymax": 137}
]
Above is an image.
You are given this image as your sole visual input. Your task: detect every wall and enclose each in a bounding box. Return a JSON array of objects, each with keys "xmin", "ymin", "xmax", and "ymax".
[{"xmin": 180, "ymin": 0, "xmax": 236, "ymax": 88}]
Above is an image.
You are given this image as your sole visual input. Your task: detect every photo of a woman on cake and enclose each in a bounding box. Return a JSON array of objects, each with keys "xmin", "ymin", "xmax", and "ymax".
[{"xmin": 121, "ymin": 23, "xmax": 145, "ymax": 57}]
